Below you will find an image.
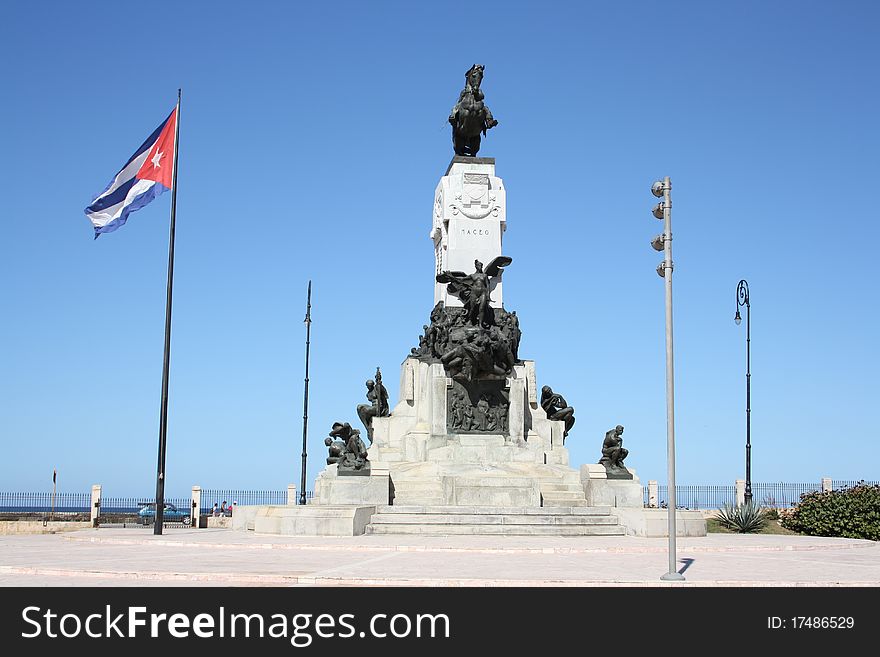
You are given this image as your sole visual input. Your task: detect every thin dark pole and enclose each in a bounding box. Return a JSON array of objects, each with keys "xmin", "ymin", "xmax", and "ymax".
[
  {"xmin": 154, "ymin": 89, "xmax": 181, "ymax": 535},
  {"xmin": 745, "ymin": 288, "xmax": 751, "ymax": 504},
  {"xmin": 300, "ymin": 281, "xmax": 312, "ymax": 505},
  {"xmin": 735, "ymin": 279, "xmax": 751, "ymax": 505}
]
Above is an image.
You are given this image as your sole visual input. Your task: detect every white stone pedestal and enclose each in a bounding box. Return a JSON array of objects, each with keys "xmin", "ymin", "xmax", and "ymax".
[
  {"xmin": 613, "ymin": 508, "xmax": 707, "ymax": 537},
  {"xmin": 432, "ymin": 157, "xmax": 507, "ymax": 308},
  {"xmin": 579, "ymin": 466, "xmax": 707, "ymax": 536},
  {"xmin": 253, "ymin": 505, "xmax": 377, "ymax": 536},
  {"xmin": 580, "ymin": 464, "xmax": 644, "ymax": 508},
  {"xmin": 312, "ymin": 465, "xmax": 391, "ymax": 506}
]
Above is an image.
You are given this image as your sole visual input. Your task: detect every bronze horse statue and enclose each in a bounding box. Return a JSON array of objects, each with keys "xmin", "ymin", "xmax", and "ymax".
[{"xmin": 449, "ymin": 64, "xmax": 499, "ymax": 156}]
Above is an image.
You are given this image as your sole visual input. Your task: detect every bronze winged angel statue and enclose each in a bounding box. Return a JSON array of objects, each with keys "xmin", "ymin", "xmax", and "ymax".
[{"xmin": 436, "ymin": 256, "xmax": 512, "ymax": 327}]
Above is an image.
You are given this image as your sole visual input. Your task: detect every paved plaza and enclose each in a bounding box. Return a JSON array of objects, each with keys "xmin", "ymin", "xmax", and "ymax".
[{"xmin": 1, "ymin": 528, "xmax": 877, "ymax": 587}]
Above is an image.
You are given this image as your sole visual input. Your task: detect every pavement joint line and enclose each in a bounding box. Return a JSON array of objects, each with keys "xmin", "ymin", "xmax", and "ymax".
[
  {"xmin": 1, "ymin": 567, "xmax": 876, "ymax": 588},
  {"xmin": 59, "ymin": 534, "xmax": 879, "ymax": 556},
  {"xmin": 307, "ymin": 551, "xmax": 403, "ymax": 578}
]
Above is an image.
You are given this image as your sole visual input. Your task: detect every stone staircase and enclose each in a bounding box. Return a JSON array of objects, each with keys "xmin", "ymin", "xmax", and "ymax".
[
  {"xmin": 365, "ymin": 505, "xmax": 626, "ymax": 536},
  {"xmin": 391, "ymin": 477, "xmax": 446, "ymax": 506},
  {"xmin": 537, "ymin": 471, "xmax": 590, "ymax": 507}
]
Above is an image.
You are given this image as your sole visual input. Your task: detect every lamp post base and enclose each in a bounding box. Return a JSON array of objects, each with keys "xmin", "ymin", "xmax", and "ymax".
[{"xmin": 660, "ymin": 572, "xmax": 685, "ymax": 582}]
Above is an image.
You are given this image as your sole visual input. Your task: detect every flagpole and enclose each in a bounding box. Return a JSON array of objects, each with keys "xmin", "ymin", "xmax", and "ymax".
[
  {"xmin": 154, "ymin": 89, "xmax": 181, "ymax": 535},
  {"xmin": 51, "ymin": 469, "xmax": 56, "ymax": 521}
]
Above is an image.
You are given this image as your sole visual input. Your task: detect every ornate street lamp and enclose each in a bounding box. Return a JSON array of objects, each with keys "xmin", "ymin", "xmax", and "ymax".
[{"xmin": 734, "ymin": 279, "xmax": 752, "ymax": 505}]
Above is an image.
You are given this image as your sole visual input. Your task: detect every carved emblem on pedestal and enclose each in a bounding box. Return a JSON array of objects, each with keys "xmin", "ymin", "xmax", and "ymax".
[{"xmin": 448, "ymin": 173, "xmax": 501, "ymax": 220}]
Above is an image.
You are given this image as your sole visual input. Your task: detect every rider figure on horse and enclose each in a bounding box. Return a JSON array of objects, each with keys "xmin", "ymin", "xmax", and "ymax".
[{"xmin": 449, "ymin": 64, "xmax": 499, "ymax": 156}]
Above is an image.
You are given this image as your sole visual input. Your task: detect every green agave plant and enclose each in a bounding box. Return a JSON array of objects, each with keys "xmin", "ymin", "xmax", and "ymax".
[{"xmin": 714, "ymin": 501, "xmax": 768, "ymax": 533}]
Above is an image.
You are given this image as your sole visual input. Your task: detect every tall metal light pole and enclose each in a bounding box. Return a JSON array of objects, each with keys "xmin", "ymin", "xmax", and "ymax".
[
  {"xmin": 300, "ymin": 281, "xmax": 312, "ymax": 506},
  {"xmin": 651, "ymin": 176, "xmax": 684, "ymax": 582},
  {"xmin": 734, "ymin": 279, "xmax": 752, "ymax": 505}
]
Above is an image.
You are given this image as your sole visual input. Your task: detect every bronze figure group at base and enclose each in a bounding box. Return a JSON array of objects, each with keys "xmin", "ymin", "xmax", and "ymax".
[
  {"xmin": 326, "ymin": 367, "xmax": 391, "ymax": 475},
  {"xmin": 412, "ymin": 258, "xmax": 519, "ymax": 384},
  {"xmin": 324, "ymin": 422, "xmax": 369, "ymax": 475}
]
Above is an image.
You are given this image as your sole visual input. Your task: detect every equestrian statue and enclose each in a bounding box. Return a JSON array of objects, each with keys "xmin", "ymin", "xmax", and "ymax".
[{"xmin": 448, "ymin": 64, "xmax": 499, "ymax": 156}]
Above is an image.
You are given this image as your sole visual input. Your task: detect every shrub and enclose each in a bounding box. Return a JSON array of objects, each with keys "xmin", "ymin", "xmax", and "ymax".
[
  {"xmin": 781, "ymin": 483, "xmax": 880, "ymax": 541},
  {"xmin": 714, "ymin": 501, "xmax": 768, "ymax": 533}
]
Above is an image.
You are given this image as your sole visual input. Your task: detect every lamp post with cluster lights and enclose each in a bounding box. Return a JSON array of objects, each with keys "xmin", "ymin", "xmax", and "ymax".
[{"xmin": 650, "ymin": 177, "xmax": 684, "ymax": 582}]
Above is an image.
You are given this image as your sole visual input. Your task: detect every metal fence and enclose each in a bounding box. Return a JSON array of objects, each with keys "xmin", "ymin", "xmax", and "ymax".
[
  {"xmin": 751, "ymin": 483, "xmax": 822, "ymax": 509},
  {"xmin": 833, "ymin": 480, "xmax": 879, "ymax": 489},
  {"xmin": 0, "ymin": 490, "xmax": 313, "ymax": 518},
  {"xmin": 199, "ymin": 489, "xmax": 310, "ymax": 513},
  {"xmin": 648, "ymin": 485, "xmax": 736, "ymax": 510},
  {"xmin": 3, "ymin": 482, "xmax": 876, "ymax": 516},
  {"xmin": 0, "ymin": 491, "xmax": 90, "ymax": 514},
  {"xmin": 93, "ymin": 496, "xmax": 195, "ymax": 528},
  {"xmin": 100, "ymin": 496, "xmax": 193, "ymax": 514},
  {"xmin": 643, "ymin": 480, "xmax": 880, "ymax": 509}
]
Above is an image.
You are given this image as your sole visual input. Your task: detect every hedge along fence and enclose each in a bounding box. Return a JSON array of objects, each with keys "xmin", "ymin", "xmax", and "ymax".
[{"xmin": 780, "ymin": 482, "xmax": 880, "ymax": 540}]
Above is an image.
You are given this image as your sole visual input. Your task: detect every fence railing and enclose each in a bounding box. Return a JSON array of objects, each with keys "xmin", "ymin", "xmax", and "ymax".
[
  {"xmin": 100, "ymin": 496, "xmax": 193, "ymax": 514},
  {"xmin": 750, "ymin": 483, "xmax": 822, "ymax": 509},
  {"xmin": 643, "ymin": 480, "xmax": 880, "ymax": 509},
  {"xmin": 199, "ymin": 489, "xmax": 299, "ymax": 513},
  {"xmin": 0, "ymin": 492, "xmax": 90, "ymax": 514},
  {"xmin": 0, "ymin": 490, "xmax": 314, "ymax": 516},
  {"xmin": 3, "ymin": 481, "xmax": 877, "ymax": 515},
  {"xmin": 647, "ymin": 485, "xmax": 736, "ymax": 510}
]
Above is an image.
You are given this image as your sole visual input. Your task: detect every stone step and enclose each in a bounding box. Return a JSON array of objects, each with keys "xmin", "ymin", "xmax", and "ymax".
[
  {"xmin": 378, "ymin": 505, "xmax": 612, "ymax": 516},
  {"xmin": 455, "ymin": 435, "xmax": 507, "ymax": 447},
  {"xmin": 390, "ymin": 479, "xmax": 445, "ymax": 505},
  {"xmin": 394, "ymin": 495, "xmax": 445, "ymax": 506},
  {"xmin": 365, "ymin": 524, "xmax": 626, "ymax": 536},
  {"xmin": 392, "ymin": 480, "xmax": 444, "ymax": 492},
  {"xmin": 541, "ymin": 498, "xmax": 589, "ymax": 507},
  {"xmin": 540, "ymin": 491, "xmax": 587, "ymax": 500},
  {"xmin": 369, "ymin": 513, "xmax": 620, "ymax": 526},
  {"xmin": 538, "ymin": 483, "xmax": 584, "ymax": 491},
  {"xmin": 451, "ymin": 476, "xmax": 536, "ymax": 487}
]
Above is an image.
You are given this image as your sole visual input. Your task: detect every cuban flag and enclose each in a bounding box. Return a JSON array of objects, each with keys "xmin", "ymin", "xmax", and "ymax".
[{"xmin": 84, "ymin": 107, "xmax": 177, "ymax": 237}]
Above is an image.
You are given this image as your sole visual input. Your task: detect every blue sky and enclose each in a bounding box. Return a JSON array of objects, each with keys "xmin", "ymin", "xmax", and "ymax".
[{"xmin": 1, "ymin": 1, "xmax": 877, "ymax": 497}]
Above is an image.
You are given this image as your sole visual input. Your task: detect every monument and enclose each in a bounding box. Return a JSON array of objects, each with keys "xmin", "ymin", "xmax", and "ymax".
[{"xmin": 243, "ymin": 66, "xmax": 705, "ymax": 538}]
